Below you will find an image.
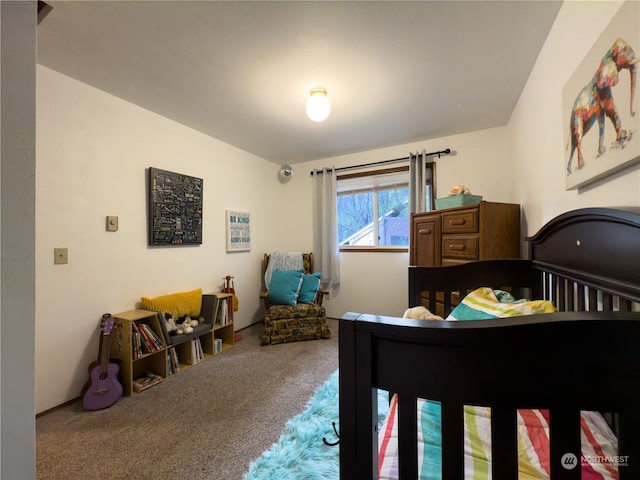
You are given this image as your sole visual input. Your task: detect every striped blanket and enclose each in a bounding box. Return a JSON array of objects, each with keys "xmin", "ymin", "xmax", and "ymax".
[{"xmin": 378, "ymin": 394, "xmax": 619, "ymax": 480}]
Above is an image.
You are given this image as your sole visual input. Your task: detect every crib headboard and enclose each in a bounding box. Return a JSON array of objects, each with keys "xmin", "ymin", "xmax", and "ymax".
[
  {"xmin": 527, "ymin": 207, "xmax": 640, "ymax": 309},
  {"xmin": 339, "ymin": 207, "xmax": 640, "ymax": 480}
]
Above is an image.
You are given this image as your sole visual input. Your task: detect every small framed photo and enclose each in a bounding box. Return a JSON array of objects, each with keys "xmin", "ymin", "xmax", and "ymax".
[{"xmin": 226, "ymin": 210, "xmax": 251, "ymax": 252}]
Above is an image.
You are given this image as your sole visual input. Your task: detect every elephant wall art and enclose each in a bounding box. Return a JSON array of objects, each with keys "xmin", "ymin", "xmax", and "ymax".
[{"xmin": 563, "ymin": 2, "xmax": 640, "ymax": 190}]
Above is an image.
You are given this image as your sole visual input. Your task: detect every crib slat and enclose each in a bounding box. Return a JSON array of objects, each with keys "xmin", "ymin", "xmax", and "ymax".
[
  {"xmin": 576, "ymin": 283, "xmax": 586, "ymax": 311},
  {"xmin": 588, "ymin": 288, "xmax": 597, "ymax": 312},
  {"xmin": 558, "ymin": 277, "xmax": 567, "ymax": 311},
  {"xmin": 441, "ymin": 402, "xmax": 464, "ymax": 479},
  {"xmin": 618, "ymin": 297, "xmax": 631, "ymax": 311},
  {"xmin": 602, "ymin": 292, "xmax": 613, "ymax": 311},
  {"xmin": 618, "ymin": 410, "xmax": 640, "ymax": 480},
  {"xmin": 397, "ymin": 394, "xmax": 418, "ymax": 479},
  {"xmin": 566, "ymin": 280, "xmax": 575, "ymax": 311},
  {"xmin": 490, "ymin": 407, "xmax": 517, "ymax": 480},
  {"xmin": 549, "ymin": 408, "xmax": 581, "ymax": 479}
]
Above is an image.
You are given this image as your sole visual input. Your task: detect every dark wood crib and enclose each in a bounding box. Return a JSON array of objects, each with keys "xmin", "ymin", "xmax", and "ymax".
[{"xmin": 339, "ymin": 207, "xmax": 640, "ymax": 479}]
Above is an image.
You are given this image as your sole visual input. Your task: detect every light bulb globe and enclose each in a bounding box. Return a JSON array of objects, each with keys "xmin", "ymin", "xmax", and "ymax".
[{"xmin": 306, "ymin": 90, "xmax": 331, "ymax": 122}]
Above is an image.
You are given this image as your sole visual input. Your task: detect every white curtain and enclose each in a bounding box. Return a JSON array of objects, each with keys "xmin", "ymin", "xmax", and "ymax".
[
  {"xmin": 409, "ymin": 150, "xmax": 427, "ymax": 214},
  {"xmin": 312, "ymin": 167, "xmax": 340, "ymax": 295}
]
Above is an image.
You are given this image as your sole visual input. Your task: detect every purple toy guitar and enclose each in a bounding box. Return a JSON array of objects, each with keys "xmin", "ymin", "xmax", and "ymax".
[{"xmin": 82, "ymin": 314, "xmax": 123, "ymax": 410}]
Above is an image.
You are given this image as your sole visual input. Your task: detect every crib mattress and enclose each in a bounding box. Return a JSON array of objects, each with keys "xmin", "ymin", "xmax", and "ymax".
[{"xmin": 378, "ymin": 394, "xmax": 620, "ymax": 480}]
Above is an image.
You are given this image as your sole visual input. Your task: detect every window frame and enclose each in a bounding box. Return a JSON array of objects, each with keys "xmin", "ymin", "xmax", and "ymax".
[{"xmin": 337, "ymin": 163, "xmax": 436, "ymax": 252}]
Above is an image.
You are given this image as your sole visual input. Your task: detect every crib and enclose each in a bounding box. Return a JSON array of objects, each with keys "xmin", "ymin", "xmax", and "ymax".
[{"xmin": 339, "ymin": 207, "xmax": 640, "ymax": 479}]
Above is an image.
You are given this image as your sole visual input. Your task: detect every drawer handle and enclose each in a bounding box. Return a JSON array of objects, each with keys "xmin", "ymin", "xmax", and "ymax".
[
  {"xmin": 449, "ymin": 244, "xmax": 465, "ymax": 251},
  {"xmin": 448, "ymin": 218, "xmax": 466, "ymax": 226},
  {"xmin": 418, "ymin": 229, "xmax": 432, "ymax": 235}
]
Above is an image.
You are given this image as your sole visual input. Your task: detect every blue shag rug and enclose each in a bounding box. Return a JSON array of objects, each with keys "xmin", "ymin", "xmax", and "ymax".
[{"xmin": 244, "ymin": 369, "xmax": 389, "ymax": 480}]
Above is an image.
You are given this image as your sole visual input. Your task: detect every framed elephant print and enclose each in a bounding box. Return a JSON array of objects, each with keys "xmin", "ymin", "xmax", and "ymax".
[{"xmin": 562, "ymin": 1, "xmax": 639, "ymax": 190}]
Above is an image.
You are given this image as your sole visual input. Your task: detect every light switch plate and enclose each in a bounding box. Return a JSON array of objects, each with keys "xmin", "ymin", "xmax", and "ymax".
[
  {"xmin": 106, "ymin": 216, "xmax": 118, "ymax": 231},
  {"xmin": 54, "ymin": 248, "xmax": 68, "ymax": 265}
]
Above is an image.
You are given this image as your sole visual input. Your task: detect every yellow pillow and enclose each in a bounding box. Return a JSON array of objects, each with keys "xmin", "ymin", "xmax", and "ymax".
[{"xmin": 141, "ymin": 288, "xmax": 202, "ymax": 319}]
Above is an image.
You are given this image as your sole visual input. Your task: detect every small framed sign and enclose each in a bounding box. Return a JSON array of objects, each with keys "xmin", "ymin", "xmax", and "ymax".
[{"xmin": 226, "ymin": 210, "xmax": 251, "ymax": 252}]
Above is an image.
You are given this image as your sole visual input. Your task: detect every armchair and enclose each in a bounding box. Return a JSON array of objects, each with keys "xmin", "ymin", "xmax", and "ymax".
[{"xmin": 260, "ymin": 252, "xmax": 331, "ymax": 345}]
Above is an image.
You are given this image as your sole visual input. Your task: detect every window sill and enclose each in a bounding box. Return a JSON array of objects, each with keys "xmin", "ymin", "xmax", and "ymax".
[{"xmin": 339, "ymin": 247, "xmax": 409, "ymax": 253}]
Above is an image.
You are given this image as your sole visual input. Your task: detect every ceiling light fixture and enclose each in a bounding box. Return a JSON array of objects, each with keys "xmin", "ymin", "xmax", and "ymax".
[{"xmin": 306, "ymin": 88, "xmax": 331, "ymax": 122}]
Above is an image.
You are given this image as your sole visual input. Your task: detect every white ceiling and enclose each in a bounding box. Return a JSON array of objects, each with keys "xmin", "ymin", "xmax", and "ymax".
[{"xmin": 36, "ymin": 1, "xmax": 563, "ymax": 165}]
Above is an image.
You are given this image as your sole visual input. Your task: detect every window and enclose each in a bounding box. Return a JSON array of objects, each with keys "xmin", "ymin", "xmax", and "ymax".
[{"xmin": 337, "ymin": 164, "xmax": 435, "ymax": 250}]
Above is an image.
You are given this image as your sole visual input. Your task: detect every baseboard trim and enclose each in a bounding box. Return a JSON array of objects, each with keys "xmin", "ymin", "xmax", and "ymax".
[{"xmin": 36, "ymin": 396, "xmax": 80, "ymax": 418}]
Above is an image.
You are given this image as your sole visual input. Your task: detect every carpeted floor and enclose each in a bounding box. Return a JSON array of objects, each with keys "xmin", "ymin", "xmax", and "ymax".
[
  {"xmin": 244, "ymin": 369, "xmax": 390, "ymax": 480},
  {"xmin": 36, "ymin": 319, "xmax": 339, "ymax": 480}
]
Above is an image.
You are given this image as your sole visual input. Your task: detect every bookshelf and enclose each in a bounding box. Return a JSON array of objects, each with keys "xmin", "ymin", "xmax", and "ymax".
[
  {"xmin": 213, "ymin": 293, "xmax": 234, "ymax": 354},
  {"xmin": 110, "ymin": 293, "xmax": 235, "ymax": 396}
]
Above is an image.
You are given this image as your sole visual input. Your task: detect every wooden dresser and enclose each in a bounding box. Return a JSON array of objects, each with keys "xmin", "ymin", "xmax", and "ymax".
[
  {"xmin": 410, "ymin": 201, "xmax": 521, "ymax": 266},
  {"xmin": 410, "ymin": 201, "xmax": 521, "ymax": 315}
]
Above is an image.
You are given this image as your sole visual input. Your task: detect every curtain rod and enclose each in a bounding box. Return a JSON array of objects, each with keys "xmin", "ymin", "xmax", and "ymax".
[{"xmin": 309, "ymin": 148, "xmax": 451, "ymax": 175}]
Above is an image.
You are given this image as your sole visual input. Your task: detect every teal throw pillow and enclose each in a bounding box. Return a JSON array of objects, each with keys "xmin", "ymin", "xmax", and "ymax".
[
  {"xmin": 298, "ymin": 273, "xmax": 322, "ymax": 304},
  {"xmin": 268, "ymin": 269, "xmax": 305, "ymax": 306}
]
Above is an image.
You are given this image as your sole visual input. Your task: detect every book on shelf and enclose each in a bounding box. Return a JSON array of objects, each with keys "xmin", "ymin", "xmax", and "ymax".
[
  {"xmin": 214, "ymin": 338, "xmax": 222, "ymax": 354},
  {"xmin": 217, "ymin": 298, "xmax": 231, "ymax": 325},
  {"xmin": 134, "ymin": 323, "xmax": 163, "ymax": 353},
  {"xmin": 190, "ymin": 338, "xmax": 204, "ymax": 364},
  {"xmin": 167, "ymin": 346, "xmax": 180, "ymax": 374},
  {"xmin": 224, "ymin": 295, "xmax": 234, "ymax": 323},
  {"xmin": 135, "ymin": 323, "xmax": 155, "ymax": 353},
  {"xmin": 132, "ymin": 331, "xmax": 142, "ymax": 359},
  {"xmin": 141, "ymin": 323, "xmax": 163, "ymax": 350},
  {"xmin": 223, "ymin": 299, "xmax": 228, "ymax": 324},
  {"xmin": 131, "ymin": 323, "xmax": 142, "ymax": 357},
  {"xmin": 132, "ymin": 372, "xmax": 163, "ymax": 393},
  {"xmin": 197, "ymin": 338, "xmax": 203, "ymax": 360}
]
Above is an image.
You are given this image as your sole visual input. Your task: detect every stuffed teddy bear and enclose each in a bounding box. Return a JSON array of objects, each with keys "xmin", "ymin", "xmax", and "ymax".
[
  {"xmin": 402, "ymin": 306, "xmax": 443, "ymax": 321},
  {"xmin": 186, "ymin": 316, "xmax": 199, "ymax": 327},
  {"xmin": 175, "ymin": 315, "xmax": 199, "ymax": 335},
  {"xmin": 448, "ymin": 184, "xmax": 471, "ymax": 196}
]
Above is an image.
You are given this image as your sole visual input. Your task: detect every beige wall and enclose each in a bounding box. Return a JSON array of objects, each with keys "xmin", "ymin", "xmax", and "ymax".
[
  {"xmin": 510, "ymin": 0, "xmax": 640, "ymax": 234},
  {"xmin": 35, "ymin": 67, "xmax": 512, "ymax": 412},
  {"xmin": 36, "ymin": 67, "xmax": 293, "ymax": 412},
  {"xmin": 34, "ymin": 1, "xmax": 639, "ymax": 417},
  {"xmin": 295, "ymin": 126, "xmax": 511, "ymax": 319}
]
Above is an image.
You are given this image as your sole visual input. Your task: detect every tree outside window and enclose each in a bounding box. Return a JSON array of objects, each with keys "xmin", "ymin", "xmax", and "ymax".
[{"xmin": 337, "ymin": 165, "xmax": 434, "ymax": 249}]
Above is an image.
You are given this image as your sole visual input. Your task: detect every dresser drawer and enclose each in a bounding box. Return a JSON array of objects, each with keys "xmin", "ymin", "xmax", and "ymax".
[
  {"xmin": 442, "ymin": 209, "xmax": 478, "ymax": 233},
  {"xmin": 442, "ymin": 234, "xmax": 479, "ymax": 260},
  {"xmin": 411, "ymin": 216, "xmax": 441, "ymax": 266}
]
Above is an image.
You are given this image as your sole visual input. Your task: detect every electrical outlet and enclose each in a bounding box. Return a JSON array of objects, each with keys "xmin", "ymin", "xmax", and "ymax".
[{"xmin": 54, "ymin": 248, "xmax": 68, "ymax": 265}]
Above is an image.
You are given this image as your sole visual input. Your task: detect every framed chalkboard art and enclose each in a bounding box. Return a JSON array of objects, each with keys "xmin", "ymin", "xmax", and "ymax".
[{"xmin": 148, "ymin": 167, "xmax": 203, "ymax": 246}]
